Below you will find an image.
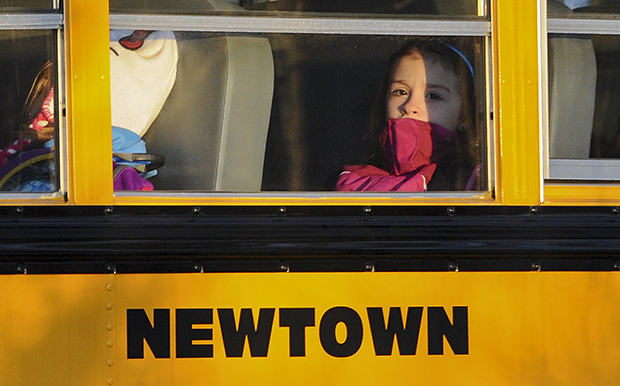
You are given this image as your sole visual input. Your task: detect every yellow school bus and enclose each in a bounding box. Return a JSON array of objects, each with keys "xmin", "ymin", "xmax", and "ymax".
[{"xmin": 1, "ymin": 0, "xmax": 620, "ymax": 385}]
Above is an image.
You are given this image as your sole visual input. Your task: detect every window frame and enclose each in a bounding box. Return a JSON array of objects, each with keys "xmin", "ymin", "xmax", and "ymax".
[
  {"xmin": 64, "ymin": 0, "xmax": 544, "ymax": 206},
  {"xmin": 0, "ymin": 4, "xmax": 64, "ymax": 203},
  {"xmin": 64, "ymin": 0, "xmax": 114, "ymax": 205},
  {"xmin": 543, "ymin": 1, "xmax": 620, "ymax": 204}
]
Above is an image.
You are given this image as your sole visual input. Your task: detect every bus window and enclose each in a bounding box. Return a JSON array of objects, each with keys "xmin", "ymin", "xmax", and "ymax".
[
  {"xmin": 0, "ymin": 0, "xmax": 55, "ymax": 9},
  {"xmin": 110, "ymin": 0, "xmax": 484, "ymax": 16},
  {"xmin": 547, "ymin": 0, "xmax": 620, "ymax": 180},
  {"xmin": 0, "ymin": 4, "xmax": 59, "ymax": 194},
  {"xmin": 261, "ymin": 34, "xmax": 486, "ymax": 192},
  {"xmin": 107, "ymin": 29, "xmax": 274, "ymax": 192},
  {"xmin": 110, "ymin": 0, "xmax": 490, "ymax": 194},
  {"xmin": 244, "ymin": 0, "xmax": 482, "ymax": 16},
  {"xmin": 109, "ymin": 0, "xmax": 246, "ymax": 14},
  {"xmin": 556, "ymin": 0, "xmax": 620, "ymax": 13}
]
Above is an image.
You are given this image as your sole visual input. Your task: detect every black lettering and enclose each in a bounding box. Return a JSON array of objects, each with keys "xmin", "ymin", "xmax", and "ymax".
[
  {"xmin": 127, "ymin": 309, "xmax": 170, "ymax": 359},
  {"xmin": 428, "ymin": 306, "xmax": 469, "ymax": 355},
  {"xmin": 218, "ymin": 308, "xmax": 275, "ymax": 357},
  {"xmin": 279, "ymin": 308, "xmax": 315, "ymax": 357},
  {"xmin": 319, "ymin": 307, "xmax": 363, "ymax": 357},
  {"xmin": 367, "ymin": 307, "xmax": 423, "ymax": 356},
  {"xmin": 176, "ymin": 309, "xmax": 213, "ymax": 358}
]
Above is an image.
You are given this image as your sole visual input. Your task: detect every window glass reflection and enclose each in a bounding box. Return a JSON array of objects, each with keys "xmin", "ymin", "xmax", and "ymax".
[
  {"xmin": 0, "ymin": 30, "xmax": 56, "ymax": 192},
  {"xmin": 263, "ymin": 34, "xmax": 486, "ymax": 192},
  {"xmin": 111, "ymin": 30, "xmax": 274, "ymax": 191},
  {"xmin": 0, "ymin": 0, "xmax": 55, "ymax": 10},
  {"xmin": 110, "ymin": 0, "xmax": 240, "ymax": 14},
  {"xmin": 110, "ymin": 0, "xmax": 483, "ymax": 16},
  {"xmin": 549, "ymin": 0, "xmax": 620, "ymax": 15},
  {"xmin": 588, "ymin": 35, "xmax": 620, "ymax": 158},
  {"xmin": 548, "ymin": 33, "xmax": 620, "ymax": 160},
  {"xmin": 246, "ymin": 0, "xmax": 481, "ymax": 16},
  {"xmin": 112, "ymin": 30, "xmax": 486, "ymax": 192}
]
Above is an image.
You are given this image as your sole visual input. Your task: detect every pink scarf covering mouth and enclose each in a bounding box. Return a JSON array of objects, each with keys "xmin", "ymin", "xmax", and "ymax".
[
  {"xmin": 380, "ymin": 118, "xmax": 455, "ymax": 176},
  {"xmin": 336, "ymin": 118, "xmax": 455, "ymax": 192}
]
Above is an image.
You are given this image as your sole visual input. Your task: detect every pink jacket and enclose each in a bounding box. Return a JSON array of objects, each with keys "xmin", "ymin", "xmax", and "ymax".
[{"xmin": 336, "ymin": 118, "xmax": 456, "ymax": 192}]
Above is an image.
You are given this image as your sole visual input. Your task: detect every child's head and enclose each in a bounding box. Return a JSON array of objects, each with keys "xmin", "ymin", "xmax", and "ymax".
[
  {"xmin": 383, "ymin": 39, "xmax": 474, "ymax": 132},
  {"xmin": 365, "ymin": 38, "xmax": 479, "ymax": 190}
]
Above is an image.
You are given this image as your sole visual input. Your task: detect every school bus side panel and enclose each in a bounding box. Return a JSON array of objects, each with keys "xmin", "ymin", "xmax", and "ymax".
[
  {"xmin": 0, "ymin": 275, "xmax": 112, "ymax": 385},
  {"xmin": 1, "ymin": 271, "xmax": 619, "ymax": 385},
  {"xmin": 114, "ymin": 272, "xmax": 620, "ymax": 386}
]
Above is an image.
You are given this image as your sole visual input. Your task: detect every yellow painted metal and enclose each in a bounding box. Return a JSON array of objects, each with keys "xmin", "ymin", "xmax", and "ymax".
[
  {"xmin": 113, "ymin": 191, "xmax": 494, "ymax": 206},
  {"xmin": 3, "ymin": 271, "xmax": 620, "ymax": 385},
  {"xmin": 492, "ymin": 0, "xmax": 542, "ymax": 205},
  {"xmin": 0, "ymin": 275, "xmax": 114, "ymax": 385},
  {"xmin": 65, "ymin": 0, "xmax": 113, "ymax": 205},
  {"xmin": 0, "ymin": 194, "xmax": 66, "ymax": 206},
  {"xmin": 544, "ymin": 184, "xmax": 620, "ymax": 205},
  {"xmin": 111, "ymin": 272, "xmax": 620, "ymax": 385}
]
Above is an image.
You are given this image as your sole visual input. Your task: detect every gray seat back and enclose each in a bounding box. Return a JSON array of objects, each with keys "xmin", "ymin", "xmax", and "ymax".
[
  {"xmin": 140, "ymin": 0, "xmax": 274, "ymax": 191},
  {"xmin": 547, "ymin": 0, "xmax": 597, "ymax": 159}
]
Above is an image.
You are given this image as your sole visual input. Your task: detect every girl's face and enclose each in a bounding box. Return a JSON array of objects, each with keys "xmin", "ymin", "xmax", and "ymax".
[{"xmin": 386, "ymin": 54, "xmax": 463, "ymax": 132}]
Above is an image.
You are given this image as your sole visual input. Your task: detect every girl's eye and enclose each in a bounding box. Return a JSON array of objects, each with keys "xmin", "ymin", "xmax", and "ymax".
[
  {"xmin": 391, "ymin": 88, "xmax": 408, "ymax": 97},
  {"xmin": 426, "ymin": 92, "xmax": 443, "ymax": 101}
]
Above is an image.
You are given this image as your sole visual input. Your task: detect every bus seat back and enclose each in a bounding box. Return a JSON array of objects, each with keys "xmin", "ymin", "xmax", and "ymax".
[
  {"xmin": 142, "ymin": 0, "xmax": 274, "ymax": 191},
  {"xmin": 547, "ymin": 0, "xmax": 597, "ymax": 159}
]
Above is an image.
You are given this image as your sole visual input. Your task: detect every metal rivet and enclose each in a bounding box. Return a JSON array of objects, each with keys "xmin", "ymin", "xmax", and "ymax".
[
  {"xmin": 531, "ymin": 207, "xmax": 538, "ymax": 214},
  {"xmin": 364, "ymin": 206, "xmax": 372, "ymax": 214},
  {"xmin": 279, "ymin": 206, "xmax": 287, "ymax": 214},
  {"xmin": 106, "ymin": 303, "xmax": 113, "ymax": 310},
  {"xmin": 105, "ymin": 283, "xmax": 113, "ymax": 291},
  {"xmin": 107, "ymin": 359, "xmax": 114, "ymax": 367},
  {"xmin": 193, "ymin": 207, "xmax": 200, "ymax": 215},
  {"xmin": 448, "ymin": 261, "xmax": 458, "ymax": 272},
  {"xmin": 107, "ymin": 340, "xmax": 114, "ymax": 348},
  {"xmin": 531, "ymin": 261, "xmax": 541, "ymax": 271},
  {"xmin": 106, "ymin": 263, "xmax": 115, "ymax": 274},
  {"xmin": 15, "ymin": 206, "xmax": 23, "ymax": 215},
  {"xmin": 364, "ymin": 261, "xmax": 375, "ymax": 272},
  {"xmin": 614, "ymin": 262, "xmax": 620, "ymax": 270},
  {"xmin": 16, "ymin": 263, "xmax": 26, "ymax": 274},
  {"xmin": 107, "ymin": 377, "xmax": 114, "ymax": 385},
  {"xmin": 613, "ymin": 207, "xmax": 619, "ymax": 215},
  {"xmin": 107, "ymin": 323, "xmax": 114, "ymax": 331},
  {"xmin": 279, "ymin": 262, "xmax": 290, "ymax": 272},
  {"xmin": 104, "ymin": 207, "xmax": 113, "ymax": 215},
  {"xmin": 447, "ymin": 207, "xmax": 455, "ymax": 216},
  {"xmin": 193, "ymin": 262, "xmax": 202, "ymax": 272}
]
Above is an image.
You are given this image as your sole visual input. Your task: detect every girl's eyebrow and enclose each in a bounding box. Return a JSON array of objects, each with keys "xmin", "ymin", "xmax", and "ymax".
[
  {"xmin": 389, "ymin": 79, "xmax": 409, "ymax": 86},
  {"xmin": 389, "ymin": 80, "xmax": 454, "ymax": 94},
  {"xmin": 426, "ymin": 83, "xmax": 452, "ymax": 93}
]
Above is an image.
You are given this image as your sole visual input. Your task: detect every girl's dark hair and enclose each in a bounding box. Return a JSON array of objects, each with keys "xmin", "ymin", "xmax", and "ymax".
[
  {"xmin": 21, "ymin": 61, "xmax": 54, "ymax": 143},
  {"xmin": 366, "ymin": 38, "xmax": 481, "ymax": 191}
]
